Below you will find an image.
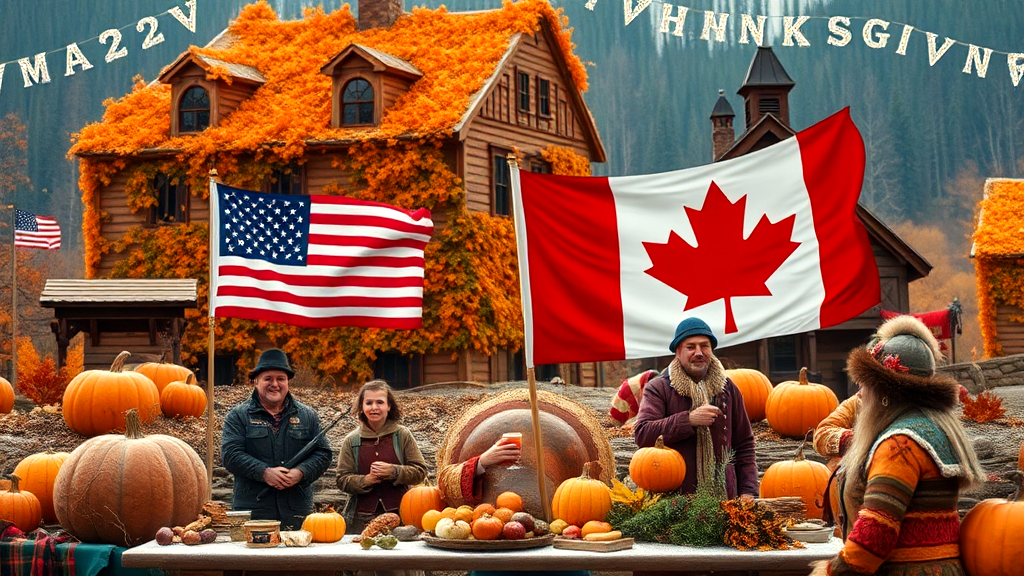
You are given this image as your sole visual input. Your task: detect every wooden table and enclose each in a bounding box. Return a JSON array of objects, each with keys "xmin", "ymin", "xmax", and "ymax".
[{"xmin": 121, "ymin": 536, "xmax": 841, "ymax": 574}]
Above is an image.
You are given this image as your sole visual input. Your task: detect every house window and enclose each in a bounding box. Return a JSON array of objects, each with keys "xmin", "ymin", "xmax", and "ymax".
[
  {"xmin": 769, "ymin": 335, "xmax": 799, "ymax": 374},
  {"xmin": 535, "ymin": 364, "xmax": 560, "ymax": 382},
  {"xmin": 374, "ymin": 352, "xmax": 421, "ymax": 390},
  {"xmin": 538, "ymin": 78, "xmax": 551, "ymax": 116},
  {"xmin": 179, "ymin": 86, "xmax": 210, "ymax": 132},
  {"xmin": 151, "ymin": 173, "xmax": 188, "ymax": 224},
  {"xmin": 266, "ymin": 166, "xmax": 303, "ymax": 196},
  {"xmin": 492, "ymin": 152, "xmax": 512, "ymax": 216},
  {"xmin": 530, "ymin": 161, "xmax": 551, "ymax": 174},
  {"xmin": 517, "ymin": 72, "xmax": 530, "ymax": 112},
  {"xmin": 342, "ymin": 78, "xmax": 374, "ymax": 125}
]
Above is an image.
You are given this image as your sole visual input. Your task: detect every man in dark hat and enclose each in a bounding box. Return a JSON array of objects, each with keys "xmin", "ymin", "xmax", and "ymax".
[
  {"xmin": 221, "ymin": 349, "xmax": 333, "ymax": 529},
  {"xmin": 633, "ymin": 317, "xmax": 758, "ymax": 498}
]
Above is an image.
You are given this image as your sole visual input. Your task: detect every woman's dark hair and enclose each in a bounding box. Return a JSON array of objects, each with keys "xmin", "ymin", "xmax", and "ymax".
[{"xmin": 353, "ymin": 379, "xmax": 401, "ymax": 424}]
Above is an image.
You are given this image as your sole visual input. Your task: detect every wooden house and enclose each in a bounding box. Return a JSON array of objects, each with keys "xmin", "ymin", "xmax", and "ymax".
[
  {"xmin": 70, "ymin": 0, "xmax": 606, "ymax": 388},
  {"xmin": 972, "ymin": 178, "xmax": 1024, "ymax": 357},
  {"xmin": 705, "ymin": 46, "xmax": 932, "ymax": 398}
]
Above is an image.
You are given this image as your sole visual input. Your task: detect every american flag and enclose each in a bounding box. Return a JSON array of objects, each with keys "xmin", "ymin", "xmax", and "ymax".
[
  {"xmin": 14, "ymin": 209, "xmax": 61, "ymax": 250},
  {"xmin": 209, "ymin": 182, "xmax": 433, "ymax": 329}
]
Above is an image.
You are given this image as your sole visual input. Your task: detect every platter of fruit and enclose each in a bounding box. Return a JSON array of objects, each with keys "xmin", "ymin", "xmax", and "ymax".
[{"xmin": 419, "ymin": 495, "xmax": 556, "ymax": 550}]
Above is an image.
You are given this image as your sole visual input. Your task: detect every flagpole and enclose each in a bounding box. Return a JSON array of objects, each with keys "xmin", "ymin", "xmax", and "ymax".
[
  {"xmin": 205, "ymin": 173, "xmax": 220, "ymax": 500},
  {"xmin": 508, "ymin": 154, "xmax": 552, "ymax": 521},
  {"xmin": 9, "ymin": 205, "xmax": 17, "ymax": 388}
]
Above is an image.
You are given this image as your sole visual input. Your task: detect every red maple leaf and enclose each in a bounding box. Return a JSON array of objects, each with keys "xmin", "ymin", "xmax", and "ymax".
[{"xmin": 643, "ymin": 181, "xmax": 800, "ymax": 334}]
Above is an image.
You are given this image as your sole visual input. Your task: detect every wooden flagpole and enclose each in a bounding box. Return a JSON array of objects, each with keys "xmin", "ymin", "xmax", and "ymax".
[
  {"xmin": 9, "ymin": 205, "xmax": 17, "ymax": 387},
  {"xmin": 205, "ymin": 173, "xmax": 219, "ymax": 500},
  {"xmin": 507, "ymin": 154, "xmax": 552, "ymax": 521}
]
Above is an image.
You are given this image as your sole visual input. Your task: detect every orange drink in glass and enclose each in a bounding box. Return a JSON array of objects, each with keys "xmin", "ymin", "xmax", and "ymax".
[{"xmin": 500, "ymin": 432, "xmax": 523, "ymax": 448}]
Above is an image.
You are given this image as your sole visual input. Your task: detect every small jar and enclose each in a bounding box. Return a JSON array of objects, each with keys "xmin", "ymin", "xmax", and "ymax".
[
  {"xmin": 227, "ymin": 510, "xmax": 252, "ymax": 542},
  {"xmin": 244, "ymin": 520, "xmax": 281, "ymax": 548}
]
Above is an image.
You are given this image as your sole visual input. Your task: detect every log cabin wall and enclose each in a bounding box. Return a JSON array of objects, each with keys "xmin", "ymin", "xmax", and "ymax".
[
  {"xmin": 424, "ymin": 352, "xmax": 460, "ymax": 384},
  {"xmin": 995, "ymin": 304, "xmax": 1024, "ymax": 355}
]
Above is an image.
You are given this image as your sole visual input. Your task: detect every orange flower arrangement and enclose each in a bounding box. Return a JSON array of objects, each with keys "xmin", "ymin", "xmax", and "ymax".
[
  {"xmin": 972, "ymin": 179, "xmax": 1024, "ymax": 357},
  {"xmin": 721, "ymin": 496, "xmax": 799, "ymax": 551}
]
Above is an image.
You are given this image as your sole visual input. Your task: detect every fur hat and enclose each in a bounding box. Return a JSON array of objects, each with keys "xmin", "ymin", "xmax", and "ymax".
[
  {"xmin": 848, "ymin": 316, "xmax": 957, "ymax": 413},
  {"xmin": 669, "ymin": 317, "xmax": 718, "ymax": 352}
]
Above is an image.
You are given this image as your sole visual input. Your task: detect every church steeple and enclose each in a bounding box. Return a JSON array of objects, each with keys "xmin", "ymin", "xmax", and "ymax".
[{"xmin": 738, "ymin": 46, "xmax": 795, "ymax": 130}]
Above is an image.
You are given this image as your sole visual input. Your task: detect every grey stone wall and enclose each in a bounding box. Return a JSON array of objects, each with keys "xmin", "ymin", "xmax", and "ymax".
[{"xmin": 938, "ymin": 354, "xmax": 1024, "ymax": 393}]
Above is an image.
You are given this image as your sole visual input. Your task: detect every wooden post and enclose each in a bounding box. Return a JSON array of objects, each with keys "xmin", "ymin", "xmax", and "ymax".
[
  {"xmin": 205, "ymin": 173, "xmax": 220, "ymax": 500},
  {"xmin": 527, "ymin": 367, "xmax": 553, "ymax": 521}
]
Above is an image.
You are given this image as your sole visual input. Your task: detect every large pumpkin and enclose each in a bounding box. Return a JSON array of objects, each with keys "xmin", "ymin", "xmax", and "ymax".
[
  {"xmin": 62, "ymin": 351, "xmax": 161, "ymax": 437},
  {"xmin": 0, "ymin": 376, "xmax": 13, "ymax": 413},
  {"xmin": 302, "ymin": 506, "xmax": 346, "ymax": 543},
  {"xmin": 133, "ymin": 360, "xmax": 194, "ymax": 394},
  {"xmin": 0, "ymin": 474, "xmax": 42, "ymax": 532},
  {"xmin": 629, "ymin": 435, "xmax": 687, "ymax": 493},
  {"xmin": 960, "ymin": 482, "xmax": 1024, "ymax": 576},
  {"xmin": 551, "ymin": 462, "xmax": 611, "ymax": 527},
  {"xmin": 726, "ymin": 368, "xmax": 773, "ymax": 422},
  {"xmin": 53, "ymin": 409, "xmax": 208, "ymax": 546},
  {"xmin": 759, "ymin": 438, "xmax": 831, "ymax": 519},
  {"xmin": 13, "ymin": 451, "xmax": 70, "ymax": 523},
  {"xmin": 399, "ymin": 482, "xmax": 445, "ymax": 530},
  {"xmin": 765, "ymin": 367, "xmax": 839, "ymax": 439},
  {"xmin": 160, "ymin": 374, "xmax": 207, "ymax": 419}
]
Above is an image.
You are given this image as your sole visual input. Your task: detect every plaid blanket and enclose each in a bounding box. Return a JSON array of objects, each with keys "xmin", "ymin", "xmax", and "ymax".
[{"xmin": 0, "ymin": 521, "xmax": 78, "ymax": 576}]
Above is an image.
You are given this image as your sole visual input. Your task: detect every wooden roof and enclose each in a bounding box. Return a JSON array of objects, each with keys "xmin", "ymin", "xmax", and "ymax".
[
  {"xmin": 158, "ymin": 50, "xmax": 267, "ymax": 86},
  {"xmin": 739, "ymin": 46, "xmax": 795, "ymax": 91},
  {"xmin": 40, "ymin": 279, "xmax": 198, "ymax": 308},
  {"xmin": 320, "ymin": 44, "xmax": 423, "ymax": 80}
]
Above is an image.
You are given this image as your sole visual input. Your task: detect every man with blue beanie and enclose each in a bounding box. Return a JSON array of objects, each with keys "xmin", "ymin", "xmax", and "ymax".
[{"xmin": 633, "ymin": 317, "xmax": 758, "ymax": 498}]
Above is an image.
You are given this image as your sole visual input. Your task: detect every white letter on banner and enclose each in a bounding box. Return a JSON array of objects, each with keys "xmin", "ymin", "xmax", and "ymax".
[
  {"xmin": 963, "ymin": 45, "xmax": 993, "ymax": 78},
  {"xmin": 0, "ymin": 64, "xmax": 5, "ymax": 98},
  {"xmin": 739, "ymin": 14, "xmax": 766, "ymax": 45},
  {"xmin": 169, "ymin": 0, "xmax": 197, "ymax": 33},
  {"xmin": 783, "ymin": 16, "xmax": 810, "ymax": 47},
  {"xmin": 700, "ymin": 11, "xmax": 729, "ymax": 43},
  {"xmin": 100, "ymin": 29, "xmax": 129, "ymax": 63},
  {"xmin": 896, "ymin": 25, "xmax": 914, "ymax": 55},
  {"xmin": 1009, "ymin": 53, "xmax": 1024, "ymax": 87},
  {"xmin": 862, "ymin": 19, "xmax": 890, "ymax": 49},
  {"xmin": 827, "ymin": 16, "xmax": 852, "ymax": 47},
  {"xmin": 624, "ymin": 0, "xmax": 652, "ymax": 26},
  {"xmin": 926, "ymin": 32, "xmax": 956, "ymax": 66},
  {"xmin": 18, "ymin": 53, "xmax": 51, "ymax": 87},
  {"xmin": 585, "ymin": 0, "xmax": 598, "ymax": 10},
  {"xmin": 137, "ymin": 17, "xmax": 165, "ymax": 49},
  {"xmin": 660, "ymin": 5, "xmax": 688, "ymax": 36},
  {"xmin": 65, "ymin": 43, "xmax": 94, "ymax": 76}
]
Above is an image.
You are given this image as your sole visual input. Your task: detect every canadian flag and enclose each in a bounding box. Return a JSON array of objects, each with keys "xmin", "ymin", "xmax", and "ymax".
[{"xmin": 512, "ymin": 108, "xmax": 880, "ymax": 366}]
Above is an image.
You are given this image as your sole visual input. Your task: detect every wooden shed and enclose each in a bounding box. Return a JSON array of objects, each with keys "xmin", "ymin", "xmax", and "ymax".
[
  {"xmin": 972, "ymin": 177, "xmax": 1024, "ymax": 357},
  {"xmin": 39, "ymin": 279, "xmax": 197, "ymax": 371}
]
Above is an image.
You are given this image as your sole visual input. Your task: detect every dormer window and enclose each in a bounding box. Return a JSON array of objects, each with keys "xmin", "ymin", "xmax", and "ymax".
[
  {"xmin": 179, "ymin": 86, "xmax": 210, "ymax": 132},
  {"xmin": 342, "ymin": 79, "xmax": 374, "ymax": 125}
]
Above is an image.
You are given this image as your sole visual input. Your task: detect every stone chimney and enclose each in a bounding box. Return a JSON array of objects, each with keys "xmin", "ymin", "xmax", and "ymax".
[
  {"xmin": 358, "ymin": 0, "xmax": 404, "ymax": 31},
  {"xmin": 710, "ymin": 90, "xmax": 735, "ymax": 161}
]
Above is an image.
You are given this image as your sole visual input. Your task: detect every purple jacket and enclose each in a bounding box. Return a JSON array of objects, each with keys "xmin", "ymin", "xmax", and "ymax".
[{"xmin": 633, "ymin": 374, "xmax": 758, "ymax": 498}]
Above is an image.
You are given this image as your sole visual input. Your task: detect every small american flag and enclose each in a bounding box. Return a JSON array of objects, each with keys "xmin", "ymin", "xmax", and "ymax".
[
  {"xmin": 209, "ymin": 182, "xmax": 433, "ymax": 329},
  {"xmin": 14, "ymin": 209, "xmax": 61, "ymax": 250}
]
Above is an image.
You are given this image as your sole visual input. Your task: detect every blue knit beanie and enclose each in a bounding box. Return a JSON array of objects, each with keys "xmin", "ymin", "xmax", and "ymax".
[{"xmin": 669, "ymin": 317, "xmax": 718, "ymax": 352}]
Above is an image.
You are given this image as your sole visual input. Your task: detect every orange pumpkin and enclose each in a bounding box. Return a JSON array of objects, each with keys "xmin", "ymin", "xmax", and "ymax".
[
  {"xmin": 133, "ymin": 360, "xmax": 194, "ymax": 394},
  {"xmin": 764, "ymin": 367, "xmax": 839, "ymax": 439},
  {"xmin": 62, "ymin": 351, "xmax": 161, "ymax": 437},
  {"xmin": 0, "ymin": 474, "xmax": 42, "ymax": 532},
  {"xmin": 398, "ymin": 482, "xmax": 444, "ymax": 530},
  {"xmin": 0, "ymin": 376, "xmax": 13, "ymax": 413},
  {"xmin": 629, "ymin": 435, "xmax": 687, "ymax": 493},
  {"xmin": 759, "ymin": 438, "xmax": 831, "ymax": 519},
  {"xmin": 471, "ymin": 513, "xmax": 504, "ymax": 540},
  {"xmin": 160, "ymin": 374, "xmax": 207, "ymax": 419},
  {"xmin": 726, "ymin": 368, "xmax": 773, "ymax": 422},
  {"xmin": 421, "ymin": 509, "xmax": 445, "ymax": 532},
  {"xmin": 492, "ymin": 507, "xmax": 515, "ymax": 523},
  {"xmin": 13, "ymin": 451, "xmax": 70, "ymax": 523},
  {"xmin": 551, "ymin": 462, "xmax": 611, "ymax": 527},
  {"xmin": 53, "ymin": 409, "xmax": 208, "ymax": 546},
  {"xmin": 496, "ymin": 491, "xmax": 523, "ymax": 513},
  {"xmin": 960, "ymin": 481, "xmax": 1024, "ymax": 576},
  {"xmin": 301, "ymin": 506, "xmax": 346, "ymax": 543},
  {"xmin": 472, "ymin": 503, "xmax": 496, "ymax": 522}
]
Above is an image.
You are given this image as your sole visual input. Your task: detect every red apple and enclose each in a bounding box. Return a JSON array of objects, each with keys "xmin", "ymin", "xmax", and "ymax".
[
  {"xmin": 562, "ymin": 525, "xmax": 581, "ymax": 539},
  {"xmin": 510, "ymin": 512, "xmax": 535, "ymax": 533},
  {"xmin": 502, "ymin": 521, "xmax": 526, "ymax": 540}
]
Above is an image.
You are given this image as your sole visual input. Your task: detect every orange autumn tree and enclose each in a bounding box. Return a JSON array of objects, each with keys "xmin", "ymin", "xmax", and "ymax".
[
  {"xmin": 16, "ymin": 336, "xmax": 84, "ymax": 406},
  {"xmin": 69, "ymin": 0, "xmax": 592, "ymax": 383}
]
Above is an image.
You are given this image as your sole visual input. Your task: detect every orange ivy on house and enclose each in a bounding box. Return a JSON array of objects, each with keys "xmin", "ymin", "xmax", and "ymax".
[
  {"xmin": 972, "ymin": 179, "xmax": 1024, "ymax": 357},
  {"xmin": 542, "ymin": 145, "xmax": 592, "ymax": 176}
]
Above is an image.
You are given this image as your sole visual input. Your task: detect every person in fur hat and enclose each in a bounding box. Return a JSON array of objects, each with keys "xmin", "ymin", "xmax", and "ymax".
[{"xmin": 810, "ymin": 316, "xmax": 985, "ymax": 576}]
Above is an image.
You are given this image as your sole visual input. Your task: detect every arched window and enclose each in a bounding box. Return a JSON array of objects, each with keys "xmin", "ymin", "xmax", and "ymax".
[
  {"xmin": 179, "ymin": 86, "xmax": 210, "ymax": 132},
  {"xmin": 341, "ymin": 79, "xmax": 374, "ymax": 125}
]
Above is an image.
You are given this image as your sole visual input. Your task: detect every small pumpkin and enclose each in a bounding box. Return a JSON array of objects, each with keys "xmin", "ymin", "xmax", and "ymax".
[
  {"xmin": 0, "ymin": 474, "xmax": 42, "ymax": 532},
  {"xmin": 301, "ymin": 505, "xmax": 346, "ymax": 543},
  {"xmin": 495, "ymin": 491, "xmax": 523, "ymax": 513},
  {"xmin": 133, "ymin": 359, "xmax": 194, "ymax": 394},
  {"xmin": 471, "ymin": 513, "xmax": 504, "ymax": 540},
  {"xmin": 421, "ymin": 509, "xmax": 444, "ymax": 532},
  {"xmin": 160, "ymin": 374, "xmax": 207, "ymax": 419},
  {"xmin": 764, "ymin": 367, "xmax": 839, "ymax": 439},
  {"xmin": 759, "ymin": 436, "xmax": 831, "ymax": 519},
  {"xmin": 0, "ymin": 376, "xmax": 13, "ymax": 413},
  {"xmin": 551, "ymin": 462, "xmax": 612, "ymax": 527},
  {"xmin": 960, "ymin": 473, "xmax": 1024, "ymax": 576},
  {"xmin": 12, "ymin": 451, "xmax": 70, "ymax": 523},
  {"xmin": 629, "ymin": 435, "xmax": 687, "ymax": 493},
  {"xmin": 434, "ymin": 517, "xmax": 471, "ymax": 539},
  {"xmin": 725, "ymin": 368, "xmax": 773, "ymax": 422},
  {"xmin": 62, "ymin": 351, "xmax": 161, "ymax": 437},
  {"xmin": 472, "ymin": 502, "xmax": 496, "ymax": 522},
  {"xmin": 398, "ymin": 481, "xmax": 444, "ymax": 530}
]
